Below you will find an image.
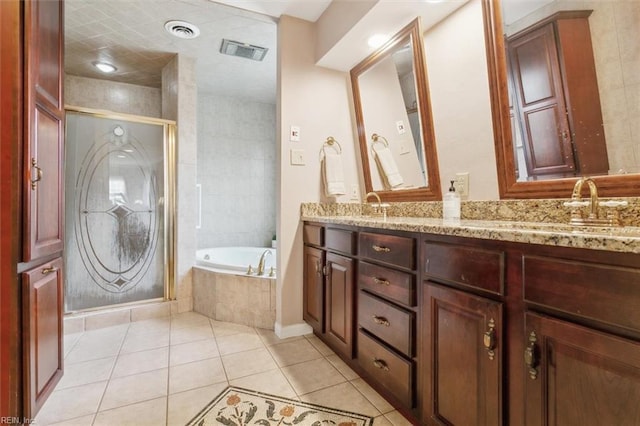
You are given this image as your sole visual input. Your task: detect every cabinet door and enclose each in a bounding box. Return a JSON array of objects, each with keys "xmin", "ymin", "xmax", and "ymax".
[
  {"xmin": 524, "ymin": 313, "xmax": 640, "ymax": 425},
  {"xmin": 325, "ymin": 252, "xmax": 355, "ymax": 358},
  {"xmin": 23, "ymin": 0, "xmax": 65, "ymax": 261},
  {"xmin": 423, "ymin": 282, "xmax": 503, "ymax": 425},
  {"xmin": 303, "ymin": 246, "xmax": 325, "ymax": 334},
  {"xmin": 23, "ymin": 257, "xmax": 64, "ymax": 417}
]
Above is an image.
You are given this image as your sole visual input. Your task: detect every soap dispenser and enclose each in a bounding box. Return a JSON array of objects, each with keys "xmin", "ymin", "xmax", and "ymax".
[{"xmin": 443, "ymin": 180, "xmax": 461, "ymax": 223}]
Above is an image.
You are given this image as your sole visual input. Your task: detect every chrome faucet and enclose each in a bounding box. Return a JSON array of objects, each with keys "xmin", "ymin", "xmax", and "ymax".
[
  {"xmin": 257, "ymin": 249, "xmax": 272, "ymax": 275},
  {"xmin": 564, "ymin": 177, "xmax": 627, "ymax": 227}
]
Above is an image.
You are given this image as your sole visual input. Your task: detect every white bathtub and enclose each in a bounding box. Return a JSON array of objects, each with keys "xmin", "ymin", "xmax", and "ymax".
[{"xmin": 195, "ymin": 247, "xmax": 276, "ymax": 278}]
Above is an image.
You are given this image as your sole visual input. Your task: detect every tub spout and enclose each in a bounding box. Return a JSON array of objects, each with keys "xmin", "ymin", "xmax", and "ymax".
[{"xmin": 257, "ymin": 249, "xmax": 272, "ymax": 276}]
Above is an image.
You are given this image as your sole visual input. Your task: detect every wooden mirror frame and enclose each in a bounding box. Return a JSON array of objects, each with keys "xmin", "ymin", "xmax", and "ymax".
[
  {"xmin": 351, "ymin": 17, "xmax": 442, "ymax": 202},
  {"xmin": 485, "ymin": 0, "xmax": 640, "ymax": 199}
]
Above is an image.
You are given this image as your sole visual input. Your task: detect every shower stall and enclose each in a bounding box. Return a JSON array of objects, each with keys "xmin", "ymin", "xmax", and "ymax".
[{"xmin": 64, "ymin": 108, "xmax": 175, "ymax": 312}]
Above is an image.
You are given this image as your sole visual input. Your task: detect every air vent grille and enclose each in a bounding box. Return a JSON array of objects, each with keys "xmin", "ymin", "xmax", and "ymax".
[
  {"xmin": 164, "ymin": 20, "xmax": 200, "ymax": 40},
  {"xmin": 220, "ymin": 39, "xmax": 268, "ymax": 61}
]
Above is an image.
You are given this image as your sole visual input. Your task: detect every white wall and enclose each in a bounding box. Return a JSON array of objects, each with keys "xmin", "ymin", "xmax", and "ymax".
[
  {"xmin": 277, "ymin": 15, "xmax": 360, "ymax": 335},
  {"xmin": 424, "ymin": 0, "xmax": 500, "ymax": 200},
  {"xmin": 197, "ymin": 94, "xmax": 277, "ymax": 249}
]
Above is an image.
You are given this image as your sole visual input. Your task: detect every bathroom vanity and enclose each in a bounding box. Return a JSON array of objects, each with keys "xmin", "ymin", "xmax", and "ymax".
[{"xmin": 302, "ymin": 214, "xmax": 640, "ymax": 425}]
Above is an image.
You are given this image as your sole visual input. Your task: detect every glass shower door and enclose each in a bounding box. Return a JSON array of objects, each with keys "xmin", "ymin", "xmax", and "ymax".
[{"xmin": 64, "ymin": 111, "xmax": 172, "ymax": 312}]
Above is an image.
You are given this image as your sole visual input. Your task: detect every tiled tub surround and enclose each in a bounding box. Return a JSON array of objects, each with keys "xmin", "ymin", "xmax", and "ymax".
[
  {"xmin": 193, "ymin": 267, "xmax": 276, "ymax": 329},
  {"xmin": 301, "ymin": 198, "xmax": 640, "ymax": 254}
]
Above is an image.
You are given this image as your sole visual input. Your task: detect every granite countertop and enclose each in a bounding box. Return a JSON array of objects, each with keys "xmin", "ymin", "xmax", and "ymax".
[{"xmin": 300, "ymin": 214, "xmax": 640, "ymax": 254}]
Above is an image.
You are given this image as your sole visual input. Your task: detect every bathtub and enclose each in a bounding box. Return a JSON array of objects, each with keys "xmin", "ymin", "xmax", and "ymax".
[{"xmin": 195, "ymin": 246, "xmax": 276, "ymax": 277}]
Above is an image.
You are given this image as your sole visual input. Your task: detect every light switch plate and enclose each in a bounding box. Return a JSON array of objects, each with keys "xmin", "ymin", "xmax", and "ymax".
[
  {"xmin": 454, "ymin": 172, "xmax": 469, "ymax": 197},
  {"xmin": 290, "ymin": 149, "xmax": 305, "ymax": 165},
  {"xmin": 396, "ymin": 120, "xmax": 406, "ymax": 134},
  {"xmin": 290, "ymin": 125, "xmax": 300, "ymax": 142}
]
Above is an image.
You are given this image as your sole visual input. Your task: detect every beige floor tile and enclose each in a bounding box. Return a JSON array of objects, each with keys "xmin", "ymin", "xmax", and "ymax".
[
  {"xmin": 47, "ymin": 414, "xmax": 95, "ymax": 426},
  {"xmin": 34, "ymin": 381, "xmax": 107, "ymax": 425},
  {"xmin": 221, "ymin": 348, "xmax": 278, "ymax": 380},
  {"xmin": 64, "ymin": 328, "xmax": 127, "ymax": 364},
  {"xmin": 169, "ymin": 357, "xmax": 228, "ymax": 394},
  {"xmin": 63, "ymin": 333, "xmax": 83, "ymax": 358},
  {"xmin": 216, "ymin": 332, "xmax": 264, "ymax": 355},
  {"xmin": 99, "ymin": 368, "xmax": 168, "ymax": 411},
  {"xmin": 126, "ymin": 317, "xmax": 171, "ymax": 336},
  {"xmin": 210, "ymin": 319, "xmax": 256, "ymax": 337},
  {"xmin": 281, "ymin": 358, "xmax": 346, "ymax": 395},
  {"xmin": 305, "ymin": 334, "xmax": 335, "ymax": 356},
  {"xmin": 383, "ymin": 410, "xmax": 415, "ymax": 425},
  {"xmin": 166, "ymin": 382, "xmax": 229, "ymax": 426},
  {"xmin": 267, "ymin": 338, "xmax": 323, "ymax": 367},
  {"xmin": 93, "ymin": 397, "xmax": 166, "ymax": 426},
  {"xmin": 171, "ymin": 311, "xmax": 210, "ymax": 330},
  {"xmin": 255, "ymin": 327, "xmax": 304, "ymax": 346},
  {"xmin": 111, "ymin": 347, "xmax": 169, "ymax": 378},
  {"xmin": 170, "ymin": 338, "xmax": 220, "ymax": 366},
  {"xmin": 326, "ymin": 354, "xmax": 359, "ymax": 380},
  {"xmin": 229, "ymin": 369, "xmax": 298, "ymax": 398},
  {"xmin": 56, "ymin": 356, "xmax": 116, "ymax": 390},
  {"xmin": 351, "ymin": 378, "xmax": 395, "ymax": 414},
  {"xmin": 120, "ymin": 329, "xmax": 170, "ymax": 354},
  {"xmin": 373, "ymin": 415, "xmax": 394, "ymax": 425},
  {"xmin": 170, "ymin": 323, "xmax": 214, "ymax": 345},
  {"xmin": 300, "ymin": 381, "xmax": 381, "ymax": 418}
]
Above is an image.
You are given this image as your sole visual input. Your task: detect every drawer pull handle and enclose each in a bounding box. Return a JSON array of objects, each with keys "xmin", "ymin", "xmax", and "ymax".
[
  {"xmin": 372, "ymin": 245, "xmax": 391, "ymax": 253},
  {"xmin": 372, "ymin": 316, "xmax": 390, "ymax": 327},
  {"xmin": 30, "ymin": 158, "xmax": 43, "ymax": 190},
  {"xmin": 373, "ymin": 277, "xmax": 390, "ymax": 286},
  {"xmin": 373, "ymin": 359, "xmax": 390, "ymax": 371},
  {"xmin": 41, "ymin": 266, "xmax": 57, "ymax": 275},
  {"xmin": 524, "ymin": 331, "xmax": 539, "ymax": 380},
  {"xmin": 483, "ymin": 318, "xmax": 496, "ymax": 360}
]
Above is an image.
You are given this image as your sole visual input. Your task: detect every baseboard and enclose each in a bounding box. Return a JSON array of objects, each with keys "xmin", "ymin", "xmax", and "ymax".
[{"xmin": 274, "ymin": 321, "xmax": 313, "ymax": 339}]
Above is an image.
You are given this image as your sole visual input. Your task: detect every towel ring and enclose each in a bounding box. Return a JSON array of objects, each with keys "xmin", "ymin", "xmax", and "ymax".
[
  {"xmin": 371, "ymin": 133, "xmax": 389, "ymax": 154},
  {"xmin": 319, "ymin": 136, "xmax": 342, "ymax": 161}
]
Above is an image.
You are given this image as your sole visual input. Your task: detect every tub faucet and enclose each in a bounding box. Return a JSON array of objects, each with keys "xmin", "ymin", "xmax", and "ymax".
[{"xmin": 257, "ymin": 249, "xmax": 272, "ymax": 276}]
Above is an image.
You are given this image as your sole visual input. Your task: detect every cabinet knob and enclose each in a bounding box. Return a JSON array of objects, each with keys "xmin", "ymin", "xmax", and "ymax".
[
  {"xmin": 30, "ymin": 158, "xmax": 43, "ymax": 190},
  {"xmin": 372, "ymin": 315, "xmax": 390, "ymax": 327},
  {"xmin": 373, "ymin": 277, "xmax": 390, "ymax": 286},
  {"xmin": 524, "ymin": 331, "xmax": 539, "ymax": 380},
  {"xmin": 372, "ymin": 244, "xmax": 391, "ymax": 253},
  {"xmin": 483, "ymin": 318, "xmax": 497, "ymax": 360},
  {"xmin": 372, "ymin": 358, "xmax": 390, "ymax": 371}
]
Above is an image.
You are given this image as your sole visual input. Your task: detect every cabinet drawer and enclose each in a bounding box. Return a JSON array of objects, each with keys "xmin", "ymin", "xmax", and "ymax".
[
  {"xmin": 523, "ymin": 255, "xmax": 640, "ymax": 333},
  {"xmin": 423, "ymin": 241, "xmax": 504, "ymax": 295},
  {"xmin": 326, "ymin": 228, "xmax": 356, "ymax": 255},
  {"xmin": 359, "ymin": 291, "xmax": 414, "ymax": 357},
  {"xmin": 357, "ymin": 330, "xmax": 414, "ymax": 408},
  {"xmin": 359, "ymin": 261, "xmax": 416, "ymax": 307},
  {"xmin": 303, "ymin": 224, "xmax": 324, "ymax": 246},
  {"xmin": 360, "ymin": 232, "xmax": 415, "ymax": 270}
]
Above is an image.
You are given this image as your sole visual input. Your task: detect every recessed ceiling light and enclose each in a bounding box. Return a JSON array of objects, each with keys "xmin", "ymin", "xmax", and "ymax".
[
  {"xmin": 368, "ymin": 34, "xmax": 389, "ymax": 49},
  {"xmin": 164, "ymin": 20, "xmax": 200, "ymax": 39},
  {"xmin": 93, "ymin": 61, "xmax": 117, "ymax": 73}
]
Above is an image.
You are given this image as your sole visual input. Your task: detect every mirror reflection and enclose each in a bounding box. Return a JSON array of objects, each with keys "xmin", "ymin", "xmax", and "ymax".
[
  {"xmin": 502, "ymin": 0, "xmax": 640, "ymax": 182},
  {"xmin": 351, "ymin": 18, "xmax": 441, "ymax": 202}
]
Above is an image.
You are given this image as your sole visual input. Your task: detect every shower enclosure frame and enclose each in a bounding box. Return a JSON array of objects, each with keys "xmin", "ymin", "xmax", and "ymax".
[{"xmin": 65, "ymin": 106, "xmax": 177, "ymax": 309}]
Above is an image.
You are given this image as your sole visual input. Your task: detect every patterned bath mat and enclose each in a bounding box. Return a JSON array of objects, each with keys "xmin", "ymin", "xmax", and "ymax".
[{"xmin": 186, "ymin": 386, "xmax": 374, "ymax": 426}]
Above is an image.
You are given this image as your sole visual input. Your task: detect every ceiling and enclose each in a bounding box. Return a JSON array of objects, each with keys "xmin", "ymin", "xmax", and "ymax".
[{"xmin": 65, "ymin": 0, "xmax": 330, "ymax": 104}]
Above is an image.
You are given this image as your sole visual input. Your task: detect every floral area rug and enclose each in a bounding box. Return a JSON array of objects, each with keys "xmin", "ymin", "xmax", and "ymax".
[{"xmin": 185, "ymin": 386, "xmax": 374, "ymax": 426}]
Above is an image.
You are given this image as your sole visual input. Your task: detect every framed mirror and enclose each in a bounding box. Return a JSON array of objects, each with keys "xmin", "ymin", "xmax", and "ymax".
[
  {"xmin": 351, "ymin": 18, "xmax": 442, "ymax": 202},
  {"xmin": 486, "ymin": 0, "xmax": 640, "ymax": 198}
]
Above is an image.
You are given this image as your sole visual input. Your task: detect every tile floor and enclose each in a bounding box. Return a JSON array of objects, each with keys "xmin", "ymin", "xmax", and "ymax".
[{"xmin": 35, "ymin": 311, "xmax": 414, "ymax": 425}]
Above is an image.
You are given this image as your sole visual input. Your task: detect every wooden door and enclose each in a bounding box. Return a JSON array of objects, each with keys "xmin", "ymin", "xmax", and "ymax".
[
  {"xmin": 423, "ymin": 282, "xmax": 503, "ymax": 425},
  {"xmin": 508, "ymin": 23, "xmax": 575, "ymax": 179},
  {"xmin": 23, "ymin": 0, "xmax": 65, "ymax": 261},
  {"xmin": 325, "ymin": 252, "xmax": 355, "ymax": 358},
  {"xmin": 22, "ymin": 257, "xmax": 64, "ymax": 416},
  {"xmin": 303, "ymin": 246, "xmax": 325, "ymax": 334},
  {"xmin": 524, "ymin": 312, "xmax": 640, "ymax": 425}
]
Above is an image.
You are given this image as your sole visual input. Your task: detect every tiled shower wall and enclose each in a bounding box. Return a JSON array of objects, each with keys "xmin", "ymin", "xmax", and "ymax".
[{"xmin": 196, "ymin": 94, "xmax": 276, "ymax": 249}]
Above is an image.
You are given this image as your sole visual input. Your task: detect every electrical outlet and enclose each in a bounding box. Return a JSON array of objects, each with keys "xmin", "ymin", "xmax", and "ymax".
[
  {"xmin": 350, "ymin": 184, "xmax": 359, "ymax": 200},
  {"xmin": 454, "ymin": 172, "xmax": 469, "ymax": 197},
  {"xmin": 289, "ymin": 125, "xmax": 300, "ymax": 142}
]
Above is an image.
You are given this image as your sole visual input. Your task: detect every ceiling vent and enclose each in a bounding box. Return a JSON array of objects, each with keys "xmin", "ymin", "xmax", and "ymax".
[
  {"xmin": 164, "ymin": 20, "xmax": 200, "ymax": 40},
  {"xmin": 220, "ymin": 39, "xmax": 268, "ymax": 61}
]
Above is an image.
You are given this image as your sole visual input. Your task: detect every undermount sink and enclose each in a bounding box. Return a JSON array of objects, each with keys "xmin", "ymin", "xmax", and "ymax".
[{"xmin": 475, "ymin": 220, "xmax": 640, "ymax": 237}]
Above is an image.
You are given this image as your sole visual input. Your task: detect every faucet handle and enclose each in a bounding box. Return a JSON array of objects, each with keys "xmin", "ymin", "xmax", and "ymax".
[
  {"xmin": 563, "ymin": 200, "xmax": 589, "ymax": 208},
  {"xmin": 599, "ymin": 200, "xmax": 628, "ymax": 208}
]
